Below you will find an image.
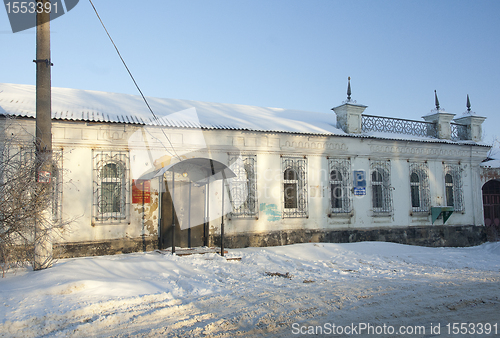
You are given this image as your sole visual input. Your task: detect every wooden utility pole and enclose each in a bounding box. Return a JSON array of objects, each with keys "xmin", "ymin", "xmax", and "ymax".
[{"xmin": 33, "ymin": 0, "xmax": 53, "ymax": 270}]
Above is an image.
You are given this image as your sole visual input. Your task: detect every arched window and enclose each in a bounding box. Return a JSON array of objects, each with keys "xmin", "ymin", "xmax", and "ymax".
[
  {"xmin": 330, "ymin": 169, "xmax": 343, "ymax": 209},
  {"xmin": 445, "ymin": 173, "xmax": 454, "ymax": 207},
  {"xmin": 228, "ymin": 154, "xmax": 257, "ymax": 217},
  {"xmin": 370, "ymin": 160, "xmax": 392, "ymax": 214},
  {"xmin": 244, "ymin": 162, "xmax": 256, "ymax": 213},
  {"xmin": 409, "ymin": 162, "xmax": 430, "ymax": 213},
  {"xmin": 282, "ymin": 157, "xmax": 308, "ymax": 218},
  {"xmin": 329, "ymin": 158, "xmax": 352, "ymax": 214},
  {"xmin": 410, "ymin": 172, "xmax": 421, "ymax": 208},
  {"xmin": 372, "ymin": 169, "xmax": 384, "ymax": 209},
  {"xmin": 101, "ymin": 163, "xmax": 124, "ymax": 214},
  {"xmin": 284, "ymin": 168, "xmax": 298, "ymax": 209},
  {"xmin": 443, "ymin": 163, "xmax": 463, "ymax": 212},
  {"xmin": 93, "ymin": 151, "xmax": 129, "ymax": 222}
]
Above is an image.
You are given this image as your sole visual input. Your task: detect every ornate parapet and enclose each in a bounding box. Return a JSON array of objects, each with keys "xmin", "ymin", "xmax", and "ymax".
[{"xmin": 362, "ymin": 115, "xmax": 437, "ymax": 138}]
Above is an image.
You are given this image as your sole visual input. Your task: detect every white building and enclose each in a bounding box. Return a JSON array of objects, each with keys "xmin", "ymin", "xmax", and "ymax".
[{"xmin": 0, "ymin": 82, "xmax": 497, "ymax": 258}]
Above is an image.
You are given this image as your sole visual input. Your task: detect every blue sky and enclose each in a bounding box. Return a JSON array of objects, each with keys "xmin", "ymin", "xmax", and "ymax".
[{"xmin": 2, "ymin": 0, "xmax": 499, "ymax": 144}]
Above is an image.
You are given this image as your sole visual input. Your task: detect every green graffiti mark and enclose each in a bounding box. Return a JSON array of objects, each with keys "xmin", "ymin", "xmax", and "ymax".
[{"xmin": 260, "ymin": 203, "xmax": 281, "ymax": 222}]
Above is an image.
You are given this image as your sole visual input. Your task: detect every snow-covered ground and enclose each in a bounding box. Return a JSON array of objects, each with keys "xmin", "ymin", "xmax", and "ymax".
[{"xmin": 1, "ymin": 242, "xmax": 500, "ymax": 337}]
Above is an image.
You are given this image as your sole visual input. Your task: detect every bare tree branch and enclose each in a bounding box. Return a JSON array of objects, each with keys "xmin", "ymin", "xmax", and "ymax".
[{"xmin": 1, "ymin": 116, "xmax": 73, "ymax": 276}]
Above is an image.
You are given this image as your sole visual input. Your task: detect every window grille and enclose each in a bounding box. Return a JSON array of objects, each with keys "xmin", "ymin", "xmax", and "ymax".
[
  {"xmin": 228, "ymin": 154, "xmax": 258, "ymax": 218},
  {"xmin": 52, "ymin": 149, "xmax": 63, "ymax": 223},
  {"xmin": 370, "ymin": 160, "xmax": 392, "ymax": 214},
  {"xmin": 444, "ymin": 163, "xmax": 464, "ymax": 212},
  {"xmin": 409, "ymin": 162, "xmax": 430, "ymax": 213},
  {"xmin": 93, "ymin": 150, "xmax": 130, "ymax": 222},
  {"xmin": 282, "ymin": 156, "xmax": 308, "ymax": 218},
  {"xmin": 328, "ymin": 158, "xmax": 351, "ymax": 214}
]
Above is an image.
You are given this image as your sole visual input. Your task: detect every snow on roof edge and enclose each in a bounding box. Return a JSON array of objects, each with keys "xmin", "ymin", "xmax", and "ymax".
[{"xmin": 0, "ymin": 83, "xmax": 490, "ymax": 147}]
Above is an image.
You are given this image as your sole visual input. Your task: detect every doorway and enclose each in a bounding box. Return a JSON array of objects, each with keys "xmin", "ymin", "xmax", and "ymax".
[
  {"xmin": 482, "ymin": 179, "xmax": 500, "ymax": 241},
  {"xmin": 159, "ymin": 178, "xmax": 207, "ymax": 249}
]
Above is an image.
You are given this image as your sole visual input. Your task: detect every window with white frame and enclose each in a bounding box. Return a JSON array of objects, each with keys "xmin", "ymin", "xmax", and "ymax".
[
  {"xmin": 328, "ymin": 158, "xmax": 351, "ymax": 214},
  {"xmin": 228, "ymin": 154, "xmax": 257, "ymax": 217},
  {"xmin": 409, "ymin": 162, "xmax": 430, "ymax": 213},
  {"xmin": 444, "ymin": 163, "xmax": 464, "ymax": 212},
  {"xmin": 282, "ymin": 156, "xmax": 308, "ymax": 218},
  {"xmin": 93, "ymin": 150, "xmax": 129, "ymax": 222},
  {"xmin": 370, "ymin": 160, "xmax": 392, "ymax": 214}
]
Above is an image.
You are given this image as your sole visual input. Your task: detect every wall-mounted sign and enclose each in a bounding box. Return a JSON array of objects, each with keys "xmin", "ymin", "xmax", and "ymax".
[
  {"xmin": 353, "ymin": 170, "xmax": 366, "ymax": 196},
  {"xmin": 37, "ymin": 171, "xmax": 51, "ymax": 183},
  {"xmin": 132, "ymin": 179, "xmax": 151, "ymax": 203}
]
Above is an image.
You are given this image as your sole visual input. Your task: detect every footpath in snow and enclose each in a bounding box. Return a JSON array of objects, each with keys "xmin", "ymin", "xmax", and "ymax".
[{"xmin": 1, "ymin": 241, "xmax": 500, "ymax": 337}]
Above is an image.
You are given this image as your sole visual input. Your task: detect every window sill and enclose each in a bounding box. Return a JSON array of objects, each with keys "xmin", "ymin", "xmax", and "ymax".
[
  {"xmin": 92, "ymin": 218, "xmax": 129, "ymax": 226},
  {"xmin": 410, "ymin": 211, "xmax": 430, "ymax": 217},
  {"xmin": 283, "ymin": 215, "xmax": 309, "ymax": 219},
  {"xmin": 328, "ymin": 212, "xmax": 353, "ymax": 218},
  {"xmin": 228, "ymin": 215, "xmax": 259, "ymax": 221},
  {"xmin": 371, "ymin": 212, "xmax": 392, "ymax": 218}
]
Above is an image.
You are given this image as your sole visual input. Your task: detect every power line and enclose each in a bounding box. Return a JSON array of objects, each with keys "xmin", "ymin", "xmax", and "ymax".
[{"xmin": 88, "ymin": 0, "xmax": 181, "ymax": 162}]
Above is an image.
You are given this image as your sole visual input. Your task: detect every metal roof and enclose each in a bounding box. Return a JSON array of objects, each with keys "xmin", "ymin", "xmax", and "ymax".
[{"xmin": 0, "ymin": 83, "xmax": 489, "ymax": 146}]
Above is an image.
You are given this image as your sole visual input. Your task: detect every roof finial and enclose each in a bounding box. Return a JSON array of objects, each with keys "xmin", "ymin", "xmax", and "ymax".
[
  {"xmin": 466, "ymin": 94, "xmax": 471, "ymax": 112},
  {"xmin": 434, "ymin": 90, "xmax": 440, "ymax": 110},
  {"xmin": 347, "ymin": 77, "xmax": 352, "ymax": 102}
]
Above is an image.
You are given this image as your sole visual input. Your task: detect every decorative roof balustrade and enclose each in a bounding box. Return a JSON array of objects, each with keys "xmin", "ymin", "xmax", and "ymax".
[
  {"xmin": 450, "ymin": 122, "xmax": 469, "ymax": 141},
  {"xmin": 362, "ymin": 114, "xmax": 438, "ymax": 138}
]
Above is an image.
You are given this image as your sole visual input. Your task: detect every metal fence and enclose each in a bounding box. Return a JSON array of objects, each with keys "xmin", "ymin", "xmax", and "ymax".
[
  {"xmin": 362, "ymin": 114, "xmax": 437, "ymax": 138},
  {"xmin": 450, "ymin": 123, "xmax": 468, "ymax": 141}
]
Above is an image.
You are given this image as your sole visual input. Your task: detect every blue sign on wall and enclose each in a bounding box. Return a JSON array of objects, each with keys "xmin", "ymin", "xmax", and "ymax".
[{"xmin": 353, "ymin": 170, "xmax": 366, "ymax": 196}]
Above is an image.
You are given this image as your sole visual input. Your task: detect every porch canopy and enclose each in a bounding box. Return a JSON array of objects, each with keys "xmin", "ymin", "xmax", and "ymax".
[
  {"xmin": 139, "ymin": 157, "xmax": 236, "ymax": 182},
  {"xmin": 138, "ymin": 158, "xmax": 236, "ymax": 256}
]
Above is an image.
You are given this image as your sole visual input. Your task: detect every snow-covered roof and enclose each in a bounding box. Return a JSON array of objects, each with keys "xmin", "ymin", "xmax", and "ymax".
[
  {"xmin": 0, "ymin": 83, "xmax": 489, "ymax": 146},
  {"xmin": 482, "ymin": 148, "xmax": 500, "ymax": 168},
  {"xmin": 0, "ymin": 83, "xmax": 344, "ymax": 136}
]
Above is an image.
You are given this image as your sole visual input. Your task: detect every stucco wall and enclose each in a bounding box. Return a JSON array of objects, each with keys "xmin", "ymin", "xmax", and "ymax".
[{"xmin": 2, "ymin": 117, "xmax": 490, "ymax": 255}]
